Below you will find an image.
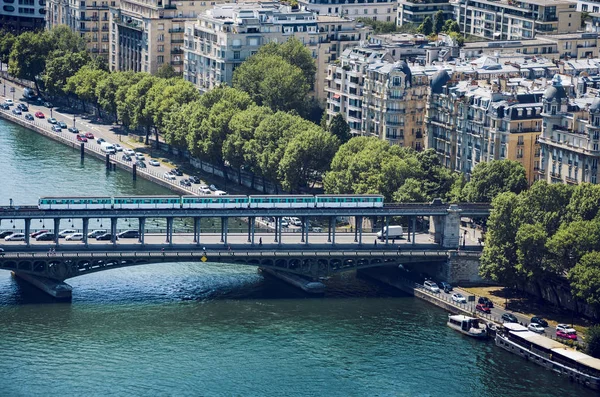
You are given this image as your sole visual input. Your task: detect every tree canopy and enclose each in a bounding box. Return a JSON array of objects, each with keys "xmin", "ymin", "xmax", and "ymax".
[{"xmin": 462, "ymin": 160, "xmax": 528, "ymax": 202}]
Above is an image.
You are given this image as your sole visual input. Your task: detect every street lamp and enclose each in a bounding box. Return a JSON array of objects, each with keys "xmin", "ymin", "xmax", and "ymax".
[
  {"xmin": 9, "ymin": 198, "xmax": 13, "ymax": 208},
  {"xmin": 2, "ymin": 81, "xmax": 5, "ymax": 97},
  {"xmin": 50, "ymin": 108, "xmax": 53, "ymax": 118},
  {"xmin": 73, "ymin": 114, "xmax": 76, "ymax": 129}
]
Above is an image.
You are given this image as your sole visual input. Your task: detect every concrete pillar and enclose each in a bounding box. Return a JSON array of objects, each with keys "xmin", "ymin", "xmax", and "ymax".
[
  {"xmin": 358, "ymin": 216, "xmax": 363, "ymax": 246},
  {"xmin": 247, "ymin": 217, "xmax": 251, "ymax": 243},
  {"xmin": 166, "ymin": 217, "xmax": 174, "ymax": 245},
  {"xmin": 193, "ymin": 217, "xmax": 200, "ymax": 245},
  {"xmin": 24, "ymin": 218, "xmax": 31, "ymax": 247},
  {"xmin": 385, "ymin": 216, "xmax": 389, "ymax": 245},
  {"xmin": 223, "ymin": 217, "xmax": 228, "ymax": 245},
  {"xmin": 278, "ymin": 217, "xmax": 282, "ymax": 246},
  {"xmin": 300, "ymin": 217, "xmax": 304, "ymax": 243},
  {"xmin": 250, "ymin": 217, "xmax": 255, "ymax": 246},
  {"xmin": 220, "ymin": 217, "xmax": 225, "ymax": 243},
  {"xmin": 80, "ymin": 142, "xmax": 85, "ymax": 161},
  {"xmin": 412, "ymin": 216, "xmax": 416, "ymax": 246},
  {"xmin": 110, "ymin": 218, "xmax": 117, "ymax": 245},
  {"xmin": 331, "ymin": 216, "xmax": 336, "ymax": 245},
  {"xmin": 327, "ymin": 217, "xmax": 331, "ymax": 243},
  {"xmin": 429, "ymin": 215, "xmax": 443, "ymax": 244},
  {"xmin": 274, "ymin": 218, "xmax": 279, "ymax": 243},
  {"xmin": 132, "ymin": 163, "xmax": 137, "ymax": 181},
  {"xmin": 407, "ymin": 216, "xmax": 411, "ymax": 243},
  {"xmin": 354, "ymin": 216, "xmax": 358, "ymax": 243},
  {"xmin": 441, "ymin": 205, "xmax": 462, "ymax": 249},
  {"xmin": 53, "ymin": 218, "xmax": 60, "ymax": 246},
  {"xmin": 82, "ymin": 217, "xmax": 89, "ymax": 247},
  {"xmin": 305, "ymin": 217, "xmax": 309, "ymax": 245},
  {"xmin": 138, "ymin": 217, "xmax": 145, "ymax": 245}
]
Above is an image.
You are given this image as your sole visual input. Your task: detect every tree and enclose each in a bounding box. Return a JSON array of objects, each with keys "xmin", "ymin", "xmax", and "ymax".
[
  {"xmin": 433, "ymin": 11, "xmax": 445, "ymax": 34},
  {"xmin": 565, "ymin": 183, "xmax": 600, "ymax": 222},
  {"xmin": 163, "ymin": 101, "xmax": 207, "ymax": 151},
  {"xmin": 515, "ymin": 223, "xmax": 548, "ymax": 284},
  {"xmin": 156, "ymin": 63, "xmax": 179, "ymax": 79},
  {"xmin": 586, "ymin": 325, "xmax": 600, "ymax": 359},
  {"xmin": 463, "ymin": 160, "xmax": 528, "ymax": 202},
  {"xmin": 546, "ymin": 220, "xmax": 600, "ymax": 274},
  {"xmin": 8, "ymin": 31, "xmax": 52, "ymax": 95},
  {"xmin": 147, "ymin": 78, "xmax": 200, "ymax": 135},
  {"xmin": 393, "ymin": 178, "xmax": 430, "ymax": 203},
  {"xmin": 442, "ymin": 20, "xmax": 460, "ymax": 34},
  {"xmin": 448, "ymin": 32, "xmax": 465, "ymax": 46},
  {"xmin": 64, "ymin": 65, "xmax": 108, "ymax": 113},
  {"xmin": 417, "ymin": 17, "xmax": 433, "ymax": 36},
  {"xmin": 327, "ymin": 113, "xmax": 351, "ymax": 144},
  {"xmin": 115, "ymin": 72, "xmax": 147, "ymax": 129},
  {"xmin": 569, "ymin": 252, "xmax": 600, "ymax": 309},
  {"xmin": 43, "ymin": 50, "xmax": 90, "ymax": 99},
  {"xmin": 97, "ymin": 71, "xmax": 138, "ymax": 121},
  {"xmin": 233, "ymin": 54, "xmax": 309, "ymax": 113},
  {"xmin": 279, "ymin": 126, "xmax": 340, "ymax": 191},
  {"xmin": 124, "ymin": 75, "xmax": 159, "ymax": 143},
  {"xmin": 0, "ymin": 32, "xmax": 16, "ymax": 71},
  {"xmin": 48, "ymin": 25, "xmax": 86, "ymax": 53},
  {"xmin": 256, "ymin": 37, "xmax": 316, "ymax": 87}
]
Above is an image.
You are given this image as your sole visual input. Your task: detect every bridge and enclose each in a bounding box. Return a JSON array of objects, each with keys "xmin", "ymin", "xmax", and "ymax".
[{"xmin": 0, "ymin": 201, "xmax": 490, "ymax": 298}]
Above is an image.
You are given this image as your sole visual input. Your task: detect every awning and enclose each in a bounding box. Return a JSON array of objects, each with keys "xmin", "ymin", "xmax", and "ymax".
[{"xmin": 333, "ymin": 94, "xmax": 340, "ymax": 99}]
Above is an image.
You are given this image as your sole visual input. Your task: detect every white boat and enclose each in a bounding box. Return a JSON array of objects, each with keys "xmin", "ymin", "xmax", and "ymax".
[{"xmin": 447, "ymin": 315, "xmax": 488, "ymax": 339}]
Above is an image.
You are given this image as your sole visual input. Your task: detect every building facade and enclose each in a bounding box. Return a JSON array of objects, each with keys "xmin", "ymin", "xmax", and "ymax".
[
  {"xmin": 325, "ymin": 47, "xmax": 428, "ymax": 149},
  {"xmin": 46, "ymin": 0, "xmax": 114, "ymax": 58},
  {"xmin": 452, "ymin": 0, "xmax": 580, "ymax": 41},
  {"xmin": 0, "ymin": 0, "xmax": 45, "ymax": 32},
  {"xmin": 397, "ymin": 0, "xmax": 454, "ymax": 27},
  {"xmin": 298, "ymin": 0, "xmax": 397, "ymax": 23},
  {"xmin": 182, "ymin": 4, "xmax": 369, "ymax": 99}
]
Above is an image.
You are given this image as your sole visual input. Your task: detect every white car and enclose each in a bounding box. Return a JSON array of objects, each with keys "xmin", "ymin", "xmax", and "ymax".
[
  {"xmin": 65, "ymin": 233, "xmax": 84, "ymax": 241},
  {"xmin": 5, "ymin": 233, "xmax": 25, "ymax": 241},
  {"xmin": 528, "ymin": 323, "xmax": 545, "ymax": 334},
  {"xmin": 87, "ymin": 229, "xmax": 107, "ymax": 238},
  {"xmin": 452, "ymin": 293, "xmax": 467, "ymax": 304},
  {"xmin": 423, "ymin": 280, "xmax": 440, "ymax": 293},
  {"xmin": 149, "ymin": 159, "xmax": 160, "ymax": 166},
  {"xmin": 4, "ymin": 99, "xmax": 13, "ymax": 106},
  {"xmin": 58, "ymin": 229, "xmax": 77, "ymax": 238},
  {"xmin": 199, "ymin": 185, "xmax": 211, "ymax": 194},
  {"xmin": 114, "ymin": 144, "xmax": 123, "ymax": 152},
  {"xmin": 214, "ymin": 190, "xmax": 227, "ymax": 196},
  {"xmin": 124, "ymin": 148, "xmax": 135, "ymax": 156},
  {"xmin": 556, "ymin": 324, "xmax": 570, "ymax": 332},
  {"xmin": 280, "ymin": 220, "xmax": 289, "ymax": 228},
  {"xmin": 164, "ymin": 172, "xmax": 176, "ymax": 180},
  {"xmin": 135, "ymin": 152, "xmax": 145, "ymax": 160},
  {"xmin": 291, "ymin": 217, "xmax": 302, "ymax": 226}
]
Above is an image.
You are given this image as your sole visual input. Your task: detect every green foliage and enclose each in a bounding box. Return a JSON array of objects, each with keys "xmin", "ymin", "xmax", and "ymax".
[
  {"xmin": 8, "ymin": 31, "xmax": 52, "ymax": 92},
  {"xmin": 462, "ymin": 160, "xmax": 528, "ymax": 202},
  {"xmin": 223, "ymin": 105, "xmax": 273, "ymax": 171},
  {"xmin": 433, "ymin": 11, "xmax": 445, "ymax": 34},
  {"xmin": 43, "ymin": 50, "xmax": 90, "ymax": 97},
  {"xmin": 155, "ymin": 63, "xmax": 179, "ymax": 79},
  {"xmin": 124, "ymin": 75, "xmax": 160, "ymax": 141},
  {"xmin": 417, "ymin": 17, "xmax": 433, "ymax": 36},
  {"xmin": 442, "ymin": 20, "xmax": 460, "ymax": 34},
  {"xmin": 65, "ymin": 64, "xmax": 108, "ymax": 112},
  {"xmin": 515, "ymin": 223, "xmax": 548, "ymax": 279},
  {"xmin": 586, "ymin": 325, "xmax": 600, "ymax": 358},
  {"xmin": 0, "ymin": 31, "xmax": 16, "ymax": 66},
  {"xmin": 447, "ymin": 32, "xmax": 465, "ymax": 46},
  {"xmin": 327, "ymin": 113, "xmax": 351, "ymax": 144},
  {"xmin": 256, "ymin": 37, "xmax": 316, "ymax": 88},
  {"xmin": 96, "ymin": 71, "xmax": 138, "ymax": 121},
  {"xmin": 48, "ymin": 25, "xmax": 87, "ymax": 53},
  {"xmin": 569, "ymin": 252, "xmax": 600, "ymax": 308},
  {"xmin": 147, "ymin": 78, "xmax": 200, "ymax": 133},
  {"xmin": 357, "ymin": 18, "xmax": 399, "ymax": 34},
  {"xmin": 546, "ymin": 221, "xmax": 600, "ymax": 273},
  {"xmin": 565, "ymin": 183, "xmax": 600, "ymax": 222}
]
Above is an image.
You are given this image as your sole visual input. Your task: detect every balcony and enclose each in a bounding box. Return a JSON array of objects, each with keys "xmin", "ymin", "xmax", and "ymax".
[
  {"xmin": 171, "ymin": 60, "xmax": 183, "ymax": 66},
  {"xmin": 169, "ymin": 27, "xmax": 184, "ymax": 33},
  {"xmin": 171, "ymin": 39, "xmax": 184, "ymax": 44},
  {"xmin": 171, "ymin": 48, "xmax": 183, "ymax": 54}
]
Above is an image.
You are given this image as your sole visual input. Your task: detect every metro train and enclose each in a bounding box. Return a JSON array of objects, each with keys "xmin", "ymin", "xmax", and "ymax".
[{"xmin": 38, "ymin": 194, "xmax": 385, "ymax": 210}]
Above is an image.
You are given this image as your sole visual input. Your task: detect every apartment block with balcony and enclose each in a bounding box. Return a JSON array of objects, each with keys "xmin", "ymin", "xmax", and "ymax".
[
  {"xmin": 299, "ymin": 0, "xmax": 397, "ymax": 23},
  {"xmin": 452, "ymin": 0, "xmax": 580, "ymax": 41},
  {"xmin": 46, "ymin": 0, "xmax": 115, "ymax": 58},
  {"xmin": 109, "ymin": 0, "xmax": 225, "ymax": 74},
  {"xmin": 426, "ymin": 74, "xmax": 545, "ymax": 183},
  {"xmin": 397, "ymin": 0, "xmax": 454, "ymax": 27},
  {"xmin": 0, "ymin": 0, "xmax": 45, "ymax": 32},
  {"xmin": 325, "ymin": 47, "xmax": 428, "ymax": 149},
  {"xmin": 539, "ymin": 75, "xmax": 600, "ymax": 184},
  {"xmin": 183, "ymin": 4, "xmax": 368, "ymax": 99}
]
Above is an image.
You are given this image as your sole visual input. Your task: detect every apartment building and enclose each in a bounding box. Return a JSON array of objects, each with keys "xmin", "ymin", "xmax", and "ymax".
[
  {"xmin": 452, "ymin": 0, "xmax": 580, "ymax": 41},
  {"xmin": 182, "ymin": 3, "xmax": 369, "ymax": 99},
  {"xmin": 325, "ymin": 47, "xmax": 429, "ymax": 149},
  {"xmin": 298, "ymin": 0, "xmax": 397, "ymax": 23},
  {"xmin": 47, "ymin": 0, "xmax": 115, "ymax": 58},
  {"xmin": 426, "ymin": 75, "xmax": 544, "ymax": 183},
  {"xmin": 0, "ymin": 0, "xmax": 45, "ymax": 32},
  {"xmin": 539, "ymin": 74, "xmax": 600, "ymax": 184},
  {"xmin": 578, "ymin": 0, "xmax": 600, "ymax": 13},
  {"xmin": 397, "ymin": 0, "xmax": 454, "ymax": 27}
]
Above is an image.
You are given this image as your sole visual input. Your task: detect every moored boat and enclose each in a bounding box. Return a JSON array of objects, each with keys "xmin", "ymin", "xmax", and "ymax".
[{"xmin": 447, "ymin": 315, "xmax": 488, "ymax": 339}]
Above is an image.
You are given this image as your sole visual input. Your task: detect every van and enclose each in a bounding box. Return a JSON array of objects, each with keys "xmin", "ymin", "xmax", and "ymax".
[
  {"xmin": 101, "ymin": 142, "xmax": 116, "ymax": 154},
  {"xmin": 376, "ymin": 225, "xmax": 403, "ymax": 240},
  {"xmin": 23, "ymin": 87, "xmax": 35, "ymax": 99},
  {"xmin": 423, "ymin": 281, "xmax": 440, "ymax": 293}
]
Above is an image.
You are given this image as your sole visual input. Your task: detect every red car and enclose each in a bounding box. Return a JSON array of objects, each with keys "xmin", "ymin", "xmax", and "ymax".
[
  {"xmin": 30, "ymin": 229, "xmax": 49, "ymax": 238},
  {"xmin": 84, "ymin": 132, "xmax": 94, "ymax": 139},
  {"xmin": 557, "ymin": 329, "xmax": 578, "ymax": 340},
  {"xmin": 35, "ymin": 111, "xmax": 45, "ymax": 118},
  {"xmin": 476, "ymin": 304, "xmax": 491, "ymax": 314},
  {"xmin": 76, "ymin": 134, "xmax": 88, "ymax": 142}
]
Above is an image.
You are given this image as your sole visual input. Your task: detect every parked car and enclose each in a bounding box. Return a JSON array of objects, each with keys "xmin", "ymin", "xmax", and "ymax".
[
  {"xmin": 68, "ymin": 127, "xmax": 79, "ymax": 133},
  {"xmin": 171, "ymin": 168, "xmax": 183, "ymax": 176},
  {"xmin": 17, "ymin": 103, "xmax": 28, "ymax": 112},
  {"xmin": 58, "ymin": 229, "xmax": 77, "ymax": 238},
  {"xmin": 557, "ymin": 328, "xmax": 578, "ymax": 340},
  {"xmin": 135, "ymin": 152, "xmax": 145, "ymax": 161},
  {"xmin": 117, "ymin": 230, "xmax": 139, "ymax": 239},
  {"xmin": 189, "ymin": 176, "xmax": 201, "ymax": 184},
  {"xmin": 198, "ymin": 185, "xmax": 211, "ymax": 194},
  {"xmin": 44, "ymin": 101, "xmax": 53, "ymax": 108},
  {"xmin": 65, "ymin": 233, "xmax": 84, "ymax": 241},
  {"xmin": 96, "ymin": 233, "xmax": 115, "ymax": 241},
  {"xmin": 52, "ymin": 125, "xmax": 62, "ymax": 132},
  {"xmin": 0, "ymin": 231, "xmax": 13, "ymax": 239},
  {"xmin": 124, "ymin": 148, "xmax": 135, "ymax": 156},
  {"xmin": 4, "ymin": 99, "xmax": 14, "ymax": 106},
  {"xmin": 531, "ymin": 317, "xmax": 548, "ymax": 327},
  {"xmin": 179, "ymin": 179, "xmax": 192, "ymax": 187},
  {"xmin": 556, "ymin": 324, "xmax": 571, "ymax": 333},
  {"xmin": 58, "ymin": 121, "xmax": 67, "ymax": 129},
  {"xmin": 76, "ymin": 134, "xmax": 87, "ymax": 142},
  {"xmin": 47, "ymin": 117, "xmax": 57, "ymax": 124},
  {"xmin": 135, "ymin": 160, "xmax": 146, "ymax": 168},
  {"xmin": 84, "ymin": 132, "xmax": 94, "ymax": 139},
  {"xmin": 122, "ymin": 154, "xmax": 132, "ymax": 162},
  {"xmin": 12, "ymin": 108, "xmax": 21, "ymax": 115},
  {"xmin": 476, "ymin": 304, "xmax": 491, "ymax": 314},
  {"xmin": 423, "ymin": 280, "xmax": 440, "ymax": 293},
  {"xmin": 34, "ymin": 111, "xmax": 45, "ymax": 118},
  {"xmin": 149, "ymin": 159, "xmax": 160, "ymax": 166},
  {"xmin": 214, "ymin": 190, "xmax": 227, "ymax": 196},
  {"xmin": 30, "ymin": 230, "xmax": 49, "ymax": 238},
  {"xmin": 35, "ymin": 232, "xmax": 55, "ymax": 241},
  {"xmin": 87, "ymin": 229, "xmax": 107, "ymax": 238},
  {"xmin": 478, "ymin": 297, "xmax": 494, "ymax": 308},
  {"xmin": 502, "ymin": 313, "xmax": 519, "ymax": 323},
  {"xmin": 164, "ymin": 172, "xmax": 176, "ymax": 180},
  {"xmin": 452, "ymin": 293, "xmax": 467, "ymax": 304},
  {"xmin": 439, "ymin": 281, "xmax": 453, "ymax": 292},
  {"xmin": 209, "ymin": 184, "xmax": 218, "ymax": 191},
  {"xmin": 309, "ymin": 226, "xmax": 322, "ymax": 232},
  {"xmin": 528, "ymin": 323, "xmax": 545, "ymax": 334},
  {"xmin": 0, "ymin": 103, "xmax": 9, "ymax": 110},
  {"xmin": 5, "ymin": 233, "xmax": 25, "ymax": 241},
  {"xmin": 97, "ymin": 137, "xmax": 105, "ymax": 144},
  {"xmin": 25, "ymin": 114, "xmax": 34, "ymax": 121}
]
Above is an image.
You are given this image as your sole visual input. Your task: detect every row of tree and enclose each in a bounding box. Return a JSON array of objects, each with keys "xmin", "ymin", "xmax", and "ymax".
[{"xmin": 481, "ymin": 182, "xmax": 600, "ymax": 312}]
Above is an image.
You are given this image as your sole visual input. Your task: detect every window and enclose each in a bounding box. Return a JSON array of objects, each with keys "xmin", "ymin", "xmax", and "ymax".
[
  {"xmin": 157, "ymin": 45, "xmax": 164, "ymax": 52},
  {"xmin": 233, "ymin": 51, "xmax": 240, "ymax": 59},
  {"xmin": 158, "ymin": 34, "xmax": 164, "ymax": 42},
  {"xmin": 157, "ymin": 55, "xmax": 164, "ymax": 64}
]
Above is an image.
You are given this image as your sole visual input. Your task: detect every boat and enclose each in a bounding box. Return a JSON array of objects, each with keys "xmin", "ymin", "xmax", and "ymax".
[
  {"xmin": 447, "ymin": 315, "xmax": 488, "ymax": 338},
  {"xmin": 496, "ymin": 323, "xmax": 600, "ymax": 391}
]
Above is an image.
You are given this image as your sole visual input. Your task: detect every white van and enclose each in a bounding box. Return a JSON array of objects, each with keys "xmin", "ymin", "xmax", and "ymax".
[
  {"xmin": 424, "ymin": 280, "xmax": 440, "ymax": 293},
  {"xmin": 101, "ymin": 142, "xmax": 116, "ymax": 154},
  {"xmin": 376, "ymin": 225, "xmax": 403, "ymax": 240}
]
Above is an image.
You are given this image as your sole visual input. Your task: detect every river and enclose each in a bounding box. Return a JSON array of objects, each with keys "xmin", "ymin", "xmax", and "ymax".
[{"xmin": 0, "ymin": 118, "xmax": 595, "ymax": 396}]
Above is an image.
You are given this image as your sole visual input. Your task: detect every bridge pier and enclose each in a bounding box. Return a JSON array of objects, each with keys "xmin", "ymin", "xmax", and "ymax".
[
  {"xmin": 358, "ymin": 216, "xmax": 363, "ymax": 245},
  {"xmin": 110, "ymin": 218, "xmax": 117, "ymax": 245},
  {"xmin": 412, "ymin": 217, "xmax": 416, "ymax": 246},
  {"xmin": 166, "ymin": 217, "xmax": 174, "ymax": 245},
  {"xmin": 83, "ymin": 217, "xmax": 89, "ymax": 247},
  {"xmin": 429, "ymin": 205, "xmax": 462, "ymax": 249},
  {"xmin": 139, "ymin": 217, "xmax": 146, "ymax": 245},
  {"xmin": 24, "ymin": 218, "xmax": 31, "ymax": 247},
  {"xmin": 331, "ymin": 216, "xmax": 336, "ymax": 245},
  {"xmin": 385, "ymin": 216, "xmax": 390, "ymax": 245},
  {"xmin": 222, "ymin": 217, "xmax": 228, "ymax": 246},
  {"xmin": 13, "ymin": 272, "xmax": 72, "ymax": 300},
  {"xmin": 53, "ymin": 218, "xmax": 60, "ymax": 246},
  {"xmin": 259, "ymin": 268, "xmax": 325, "ymax": 294},
  {"xmin": 193, "ymin": 217, "xmax": 200, "ymax": 245},
  {"xmin": 250, "ymin": 217, "xmax": 255, "ymax": 246},
  {"xmin": 305, "ymin": 218, "xmax": 309, "ymax": 245},
  {"xmin": 277, "ymin": 217, "xmax": 282, "ymax": 245}
]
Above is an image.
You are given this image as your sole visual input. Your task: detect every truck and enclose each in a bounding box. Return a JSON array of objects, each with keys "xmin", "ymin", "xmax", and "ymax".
[
  {"xmin": 376, "ymin": 225, "xmax": 403, "ymax": 240},
  {"xmin": 101, "ymin": 142, "xmax": 116, "ymax": 154}
]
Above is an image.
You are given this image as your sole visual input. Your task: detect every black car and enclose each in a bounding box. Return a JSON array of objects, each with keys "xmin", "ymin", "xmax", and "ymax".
[
  {"xmin": 58, "ymin": 121, "xmax": 67, "ymax": 129},
  {"xmin": 502, "ymin": 313, "xmax": 519, "ymax": 323},
  {"xmin": 531, "ymin": 317, "xmax": 549, "ymax": 327},
  {"xmin": 179, "ymin": 179, "xmax": 191, "ymax": 187},
  {"xmin": 36, "ymin": 232, "xmax": 55, "ymax": 241},
  {"xmin": 189, "ymin": 175, "xmax": 201, "ymax": 184},
  {"xmin": 97, "ymin": 138, "xmax": 105, "ymax": 144},
  {"xmin": 478, "ymin": 297, "xmax": 494, "ymax": 308},
  {"xmin": 18, "ymin": 103, "xmax": 28, "ymax": 111},
  {"xmin": 25, "ymin": 113, "xmax": 34, "ymax": 121},
  {"xmin": 122, "ymin": 154, "xmax": 132, "ymax": 162},
  {"xmin": 117, "ymin": 230, "xmax": 139, "ymax": 239},
  {"xmin": 439, "ymin": 282, "xmax": 453, "ymax": 292},
  {"xmin": 0, "ymin": 231, "xmax": 14, "ymax": 238},
  {"xmin": 171, "ymin": 168, "xmax": 183, "ymax": 176},
  {"xmin": 135, "ymin": 160, "xmax": 146, "ymax": 168},
  {"xmin": 0, "ymin": 103, "xmax": 9, "ymax": 110},
  {"xmin": 44, "ymin": 101, "xmax": 53, "ymax": 108},
  {"xmin": 68, "ymin": 127, "xmax": 79, "ymax": 133},
  {"xmin": 12, "ymin": 108, "xmax": 21, "ymax": 115},
  {"xmin": 96, "ymin": 233, "xmax": 115, "ymax": 241}
]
